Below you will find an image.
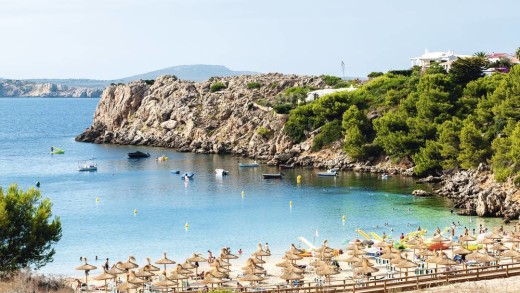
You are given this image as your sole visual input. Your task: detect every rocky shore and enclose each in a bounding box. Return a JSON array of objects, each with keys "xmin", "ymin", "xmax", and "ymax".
[
  {"xmin": 76, "ymin": 73, "xmax": 519, "ymax": 219},
  {"xmin": 0, "ymin": 79, "xmax": 102, "ymax": 98}
]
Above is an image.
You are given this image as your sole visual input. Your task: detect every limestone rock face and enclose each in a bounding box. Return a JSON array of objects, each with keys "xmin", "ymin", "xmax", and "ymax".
[
  {"xmin": 76, "ymin": 74, "xmax": 325, "ymax": 158},
  {"xmin": 0, "ymin": 80, "xmax": 102, "ymax": 98}
]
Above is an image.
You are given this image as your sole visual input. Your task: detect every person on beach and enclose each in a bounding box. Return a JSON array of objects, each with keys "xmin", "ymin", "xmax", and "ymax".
[
  {"xmin": 400, "ymin": 233, "xmax": 404, "ymax": 240},
  {"xmin": 238, "ymin": 248, "xmax": 243, "ymax": 255},
  {"xmin": 207, "ymin": 250, "xmax": 214, "ymax": 263},
  {"xmin": 265, "ymin": 242, "xmax": 270, "ymax": 253},
  {"xmin": 104, "ymin": 258, "xmax": 109, "ymax": 271},
  {"xmin": 464, "ymin": 227, "xmax": 469, "ymax": 235},
  {"xmin": 435, "ymin": 227, "xmax": 441, "ymax": 235},
  {"xmin": 382, "ymin": 232, "xmax": 387, "ymax": 240},
  {"xmin": 236, "ymin": 282, "xmax": 244, "ymax": 292},
  {"xmin": 472, "ymin": 228, "xmax": 476, "ymax": 235}
]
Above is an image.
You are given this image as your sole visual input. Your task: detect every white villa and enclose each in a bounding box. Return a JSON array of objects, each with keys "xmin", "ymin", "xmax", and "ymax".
[
  {"xmin": 305, "ymin": 85, "xmax": 357, "ymax": 102},
  {"xmin": 410, "ymin": 50, "xmax": 472, "ymax": 71}
]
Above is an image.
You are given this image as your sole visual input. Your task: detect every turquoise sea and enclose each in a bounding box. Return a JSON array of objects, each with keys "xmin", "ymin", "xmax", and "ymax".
[{"xmin": 0, "ymin": 98, "xmax": 503, "ymax": 275}]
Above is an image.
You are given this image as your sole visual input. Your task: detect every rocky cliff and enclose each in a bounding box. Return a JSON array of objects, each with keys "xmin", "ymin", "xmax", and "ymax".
[
  {"xmin": 0, "ymin": 79, "xmax": 102, "ymax": 98},
  {"xmin": 76, "ymin": 74, "xmax": 327, "ymax": 159}
]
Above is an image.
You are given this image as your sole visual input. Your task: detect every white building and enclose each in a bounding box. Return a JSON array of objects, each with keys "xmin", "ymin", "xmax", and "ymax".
[
  {"xmin": 305, "ymin": 85, "xmax": 357, "ymax": 102},
  {"xmin": 410, "ymin": 50, "xmax": 472, "ymax": 71}
]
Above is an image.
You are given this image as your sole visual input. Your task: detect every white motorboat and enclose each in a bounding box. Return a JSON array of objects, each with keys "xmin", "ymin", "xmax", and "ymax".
[
  {"xmin": 215, "ymin": 169, "xmax": 229, "ymax": 176},
  {"xmin": 77, "ymin": 159, "xmax": 97, "ymax": 172},
  {"xmin": 239, "ymin": 161, "xmax": 259, "ymax": 167},
  {"xmin": 318, "ymin": 169, "xmax": 338, "ymax": 177}
]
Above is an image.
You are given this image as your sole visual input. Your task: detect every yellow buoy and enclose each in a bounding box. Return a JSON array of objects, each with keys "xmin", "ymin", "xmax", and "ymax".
[
  {"xmin": 241, "ymin": 191, "xmax": 245, "ymax": 198},
  {"xmin": 95, "ymin": 197, "xmax": 100, "ymax": 203},
  {"xmin": 297, "ymin": 175, "xmax": 301, "ymax": 184},
  {"xmin": 185, "ymin": 222, "xmax": 189, "ymax": 231},
  {"xmin": 342, "ymin": 215, "xmax": 346, "ymax": 222},
  {"xmin": 289, "ymin": 200, "xmax": 293, "ymax": 207},
  {"xmin": 133, "ymin": 209, "xmax": 138, "ymax": 215}
]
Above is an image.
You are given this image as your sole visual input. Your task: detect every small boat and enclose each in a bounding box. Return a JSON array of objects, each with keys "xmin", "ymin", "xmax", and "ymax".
[
  {"xmin": 262, "ymin": 173, "xmax": 283, "ymax": 179},
  {"xmin": 156, "ymin": 155, "xmax": 168, "ymax": 162},
  {"xmin": 77, "ymin": 159, "xmax": 97, "ymax": 172},
  {"xmin": 182, "ymin": 172, "xmax": 194, "ymax": 180},
  {"xmin": 279, "ymin": 164, "xmax": 294, "ymax": 169},
  {"xmin": 215, "ymin": 169, "xmax": 229, "ymax": 176},
  {"xmin": 128, "ymin": 151, "xmax": 150, "ymax": 159},
  {"xmin": 170, "ymin": 170, "xmax": 181, "ymax": 174},
  {"xmin": 239, "ymin": 161, "xmax": 259, "ymax": 167},
  {"xmin": 50, "ymin": 146, "xmax": 64, "ymax": 154},
  {"xmin": 318, "ymin": 169, "xmax": 338, "ymax": 177},
  {"xmin": 381, "ymin": 174, "xmax": 389, "ymax": 180}
]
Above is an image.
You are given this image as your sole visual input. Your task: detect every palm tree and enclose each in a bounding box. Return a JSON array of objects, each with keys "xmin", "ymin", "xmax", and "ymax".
[
  {"xmin": 474, "ymin": 51, "xmax": 487, "ymax": 59},
  {"xmin": 516, "ymin": 47, "xmax": 520, "ymax": 60}
]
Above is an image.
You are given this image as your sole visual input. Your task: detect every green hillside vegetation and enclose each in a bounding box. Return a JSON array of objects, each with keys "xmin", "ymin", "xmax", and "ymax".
[{"xmin": 284, "ymin": 56, "xmax": 520, "ymax": 181}]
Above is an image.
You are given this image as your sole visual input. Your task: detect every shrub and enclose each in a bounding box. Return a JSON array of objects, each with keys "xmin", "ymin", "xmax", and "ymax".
[
  {"xmin": 210, "ymin": 82, "xmax": 226, "ymax": 93},
  {"xmin": 368, "ymin": 72, "xmax": 384, "ymax": 78},
  {"xmin": 311, "ymin": 120, "xmax": 343, "ymax": 151},
  {"xmin": 320, "ymin": 75, "xmax": 342, "ymax": 86},
  {"xmin": 247, "ymin": 82, "xmax": 263, "ymax": 89},
  {"xmin": 256, "ymin": 126, "xmax": 272, "ymax": 138},
  {"xmin": 143, "ymin": 79, "xmax": 155, "ymax": 85},
  {"xmin": 273, "ymin": 104, "xmax": 293, "ymax": 114}
]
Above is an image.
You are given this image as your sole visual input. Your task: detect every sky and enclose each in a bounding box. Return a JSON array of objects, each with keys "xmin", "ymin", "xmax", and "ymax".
[{"xmin": 0, "ymin": 0, "xmax": 519, "ymax": 80}]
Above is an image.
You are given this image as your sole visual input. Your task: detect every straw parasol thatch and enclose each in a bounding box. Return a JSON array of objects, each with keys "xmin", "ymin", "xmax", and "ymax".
[
  {"xmin": 220, "ymin": 248, "xmax": 239, "ymax": 260},
  {"xmin": 284, "ymin": 252, "xmax": 303, "ymax": 262},
  {"xmin": 373, "ymin": 240, "xmax": 391, "ymax": 248},
  {"xmin": 108, "ymin": 263, "xmax": 126, "ymax": 276},
  {"xmin": 501, "ymin": 249, "xmax": 520, "ymax": 263},
  {"xmin": 239, "ymin": 273, "xmax": 265, "ymax": 284},
  {"xmin": 250, "ymin": 257, "xmax": 266, "ymax": 265},
  {"xmin": 252, "ymin": 243, "xmax": 271, "ymax": 259},
  {"xmin": 153, "ymin": 272, "xmax": 178, "ymax": 293},
  {"xmin": 175, "ymin": 264, "xmax": 194, "ymax": 275},
  {"xmin": 336, "ymin": 254, "xmax": 361, "ymax": 263},
  {"xmin": 290, "ymin": 243, "xmax": 304, "ymax": 254},
  {"xmin": 181, "ymin": 261, "xmax": 197, "ymax": 270},
  {"xmin": 75, "ymin": 257, "xmax": 97, "ymax": 289},
  {"xmin": 492, "ymin": 243, "xmax": 508, "ymax": 251},
  {"xmin": 120, "ymin": 256, "xmax": 138, "ymax": 271},
  {"xmin": 309, "ymin": 258, "xmax": 325, "ymax": 267},
  {"xmin": 354, "ymin": 259, "xmax": 379, "ymax": 275},
  {"xmin": 453, "ymin": 247, "xmax": 471, "ymax": 255},
  {"xmin": 280, "ymin": 267, "xmax": 304, "ymax": 281},
  {"xmin": 145, "ymin": 257, "xmax": 161, "ymax": 272},
  {"xmin": 465, "ymin": 250, "xmax": 485, "ymax": 261},
  {"xmin": 93, "ymin": 270, "xmax": 116, "ymax": 293},
  {"xmin": 276, "ymin": 259, "xmax": 292, "ymax": 268},
  {"xmin": 202, "ymin": 272, "xmax": 226, "ymax": 288},
  {"xmin": 135, "ymin": 266, "xmax": 155, "ymax": 278},
  {"xmin": 187, "ymin": 253, "xmax": 207, "ymax": 263},
  {"xmin": 155, "ymin": 252, "xmax": 176, "ymax": 273},
  {"xmin": 395, "ymin": 259, "xmax": 417, "ymax": 277}
]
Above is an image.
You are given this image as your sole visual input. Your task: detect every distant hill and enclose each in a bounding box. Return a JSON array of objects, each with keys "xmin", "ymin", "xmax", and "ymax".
[
  {"xmin": 0, "ymin": 65, "xmax": 258, "ymax": 98},
  {"xmin": 119, "ymin": 64, "xmax": 257, "ymax": 83}
]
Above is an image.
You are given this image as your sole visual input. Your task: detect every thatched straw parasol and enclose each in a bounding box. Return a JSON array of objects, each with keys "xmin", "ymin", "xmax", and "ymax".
[
  {"xmin": 284, "ymin": 263, "xmax": 305, "ymax": 274},
  {"xmin": 202, "ymin": 272, "xmax": 226, "ymax": 288},
  {"xmin": 492, "ymin": 243, "xmax": 508, "ymax": 251},
  {"xmin": 280, "ymin": 267, "xmax": 304, "ymax": 281},
  {"xmin": 314, "ymin": 240, "xmax": 334, "ymax": 254},
  {"xmin": 252, "ymin": 243, "xmax": 271, "ymax": 259},
  {"xmin": 215, "ymin": 257, "xmax": 232, "ymax": 267},
  {"xmin": 485, "ymin": 232, "xmax": 503, "ymax": 240},
  {"xmin": 395, "ymin": 259, "xmax": 417, "ymax": 277},
  {"xmin": 501, "ymin": 249, "xmax": 520, "ymax": 263},
  {"xmin": 175, "ymin": 264, "xmax": 194, "ymax": 276},
  {"xmin": 153, "ymin": 272, "xmax": 178, "ymax": 293},
  {"xmin": 477, "ymin": 238, "xmax": 494, "ymax": 251},
  {"xmin": 220, "ymin": 248, "xmax": 239, "ymax": 260},
  {"xmin": 181, "ymin": 261, "xmax": 197, "ymax": 270},
  {"xmin": 284, "ymin": 252, "xmax": 303, "ymax": 262},
  {"xmin": 128, "ymin": 271, "xmax": 148, "ymax": 293},
  {"xmin": 145, "ymin": 257, "xmax": 161, "ymax": 272},
  {"xmin": 135, "ymin": 266, "xmax": 155, "ymax": 278},
  {"xmin": 465, "ymin": 250, "xmax": 485, "ymax": 261},
  {"xmin": 75, "ymin": 257, "xmax": 97, "ymax": 289},
  {"xmin": 117, "ymin": 281, "xmax": 138, "ymax": 292},
  {"xmin": 276, "ymin": 259, "xmax": 292, "ymax": 268},
  {"xmin": 348, "ymin": 247, "xmax": 366, "ymax": 256},
  {"xmin": 93, "ymin": 270, "xmax": 116, "ymax": 293},
  {"xmin": 354, "ymin": 259, "xmax": 379, "ymax": 275},
  {"xmin": 187, "ymin": 253, "xmax": 207, "ymax": 263},
  {"xmin": 373, "ymin": 240, "xmax": 391, "ymax": 248},
  {"xmin": 436, "ymin": 257, "xmax": 457, "ymax": 266},
  {"xmin": 120, "ymin": 256, "xmax": 138, "ymax": 271},
  {"xmin": 155, "ymin": 252, "xmax": 176, "ymax": 273},
  {"xmin": 453, "ymin": 247, "xmax": 471, "ymax": 255},
  {"xmin": 290, "ymin": 243, "xmax": 304, "ymax": 254},
  {"xmin": 309, "ymin": 258, "xmax": 325, "ymax": 267},
  {"xmin": 239, "ymin": 273, "xmax": 265, "ymax": 287},
  {"xmin": 108, "ymin": 263, "xmax": 126, "ymax": 277},
  {"xmin": 250, "ymin": 257, "xmax": 266, "ymax": 265},
  {"xmin": 477, "ymin": 253, "xmax": 497, "ymax": 264}
]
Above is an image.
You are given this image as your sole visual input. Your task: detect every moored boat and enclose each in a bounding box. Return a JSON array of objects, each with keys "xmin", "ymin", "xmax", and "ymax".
[
  {"xmin": 182, "ymin": 172, "xmax": 194, "ymax": 180},
  {"xmin": 262, "ymin": 173, "xmax": 283, "ymax": 179},
  {"xmin": 318, "ymin": 169, "xmax": 338, "ymax": 177},
  {"xmin": 239, "ymin": 161, "xmax": 259, "ymax": 167},
  {"xmin": 50, "ymin": 146, "xmax": 64, "ymax": 154},
  {"xmin": 279, "ymin": 164, "xmax": 294, "ymax": 169},
  {"xmin": 128, "ymin": 151, "xmax": 150, "ymax": 159},
  {"xmin": 215, "ymin": 169, "xmax": 229, "ymax": 176},
  {"xmin": 170, "ymin": 170, "xmax": 181, "ymax": 174},
  {"xmin": 77, "ymin": 159, "xmax": 97, "ymax": 172}
]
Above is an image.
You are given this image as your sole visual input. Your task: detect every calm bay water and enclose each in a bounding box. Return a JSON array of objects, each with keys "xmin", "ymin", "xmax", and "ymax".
[{"xmin": 0, "ymin": 98, "xmax": 502, "ymax": 275}]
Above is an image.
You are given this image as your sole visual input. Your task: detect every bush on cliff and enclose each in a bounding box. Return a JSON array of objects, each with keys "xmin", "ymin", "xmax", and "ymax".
[
  {"xmin": 0, "ymin": 184, "xmax": 62, "ymax": 272},
  {"xmin": 311, "ymin": 120, "xmax": 343, "ymax": 151},
  {"xmin": 210, "ymin": 82, "xmax": 227, "ymax": 93},
  {"xmin": 247, "ymin": 82, "xmax": 263, "ymax": 89}
]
